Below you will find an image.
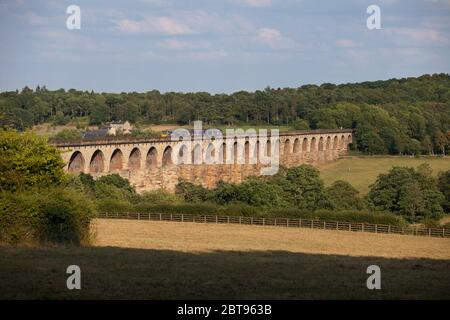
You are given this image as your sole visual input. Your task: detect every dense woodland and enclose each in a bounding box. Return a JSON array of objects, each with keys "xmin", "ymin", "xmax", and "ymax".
[{"xmin": 1, "ymin": 73, "xmax": 449, "ymax": 155}]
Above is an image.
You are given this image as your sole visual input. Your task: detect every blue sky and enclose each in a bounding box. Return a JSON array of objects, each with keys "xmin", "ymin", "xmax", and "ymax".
[{"xmin": 1, "ymin": 0, "xmax": 449, "ymax": 93}]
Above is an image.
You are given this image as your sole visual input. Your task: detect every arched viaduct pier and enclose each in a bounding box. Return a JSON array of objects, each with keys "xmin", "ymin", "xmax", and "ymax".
[{"xmin": 53, "ymin": 129, "xmax": 353, "ymax": 193}]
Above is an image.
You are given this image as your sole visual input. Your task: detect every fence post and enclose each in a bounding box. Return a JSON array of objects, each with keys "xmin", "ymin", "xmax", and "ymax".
[
  {"xmin": 443, "ymin": 229, "xmax": 445, "ymax": 238},
  {"xmin": 170, "ymin": 213, "xmax": 173, "ymax": 221},
  {"xmin": 227, "ymin": 216, "xmax": 230, "ymax": 224},
  {"xmin": 159, "ymin": 213, "xmax": 162, "ymax": 221},
  {"xmin": 275, "ymin": 218, "xmax": 277, "ymax": 226},
  {"xmin": 336, "ymin": 221, "xmax": 338, "ymax": 230},
  {"xmin": 375, "ymin": 225, "xmax": 378, "ymax": 233},
  {"xmin": 388, "ymin": 225, "xmax": 391, "ymax": 233},
  {"xmin": 127, "ymin": 212, "xmax": 130, "ymax": 219},
  {"xmin": 429, "ymin": 228, "xmax": 431, "ymax": 237},
  {"xmin": 263, "ymin": 218, "xmax": 265, "ymax": 226},
  {"xmin": 181, "ymin": 214, "xmax": 184, "ymax": 222},
  {"xmin": 216, "ymin": 216, "xmax": 218, "ymax": 224},
  {"xmin": 239, "ymin": 216, "xmax": 242, "ymax": 224},
  {"xmin": 362, "ymin": 223, "xmax": 364, "ymax": 232},
  {"xmin": 138, "ymin": 213, "xmax": 140, "ymax": 220},
  {"xmin": 323, "ymin": 221, "xmax": 326, "ymax": 229},
  {"xmin": 299, "ymin": 219, "xmax": 302, "ymax": 228},
  {"xmin": 349, "ymin": 223, "xmax": 351, "ymax": 231}
]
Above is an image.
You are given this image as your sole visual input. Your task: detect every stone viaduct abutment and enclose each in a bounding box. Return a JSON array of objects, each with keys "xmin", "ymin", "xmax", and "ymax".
[{"xmin": 54, "ymin": 129, "xmax": 353, "ymax": 193}]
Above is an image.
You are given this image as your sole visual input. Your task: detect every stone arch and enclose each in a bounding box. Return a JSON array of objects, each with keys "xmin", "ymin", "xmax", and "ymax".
[
  {"xmin": 266, "ymin": 139, "xmax": 272, "ymax": 157},
  {"xmin": 233, "ymin": 141, "xmax": 238, "ymax": 163},
  {"xmin": 333, "ymin": 136, "xmax": 338, "ymax": 149},
  {"xmin": 219, "ymin": 142, "xmax": 227, "ymax": 164},
  {"xmin": 326, "ymin": 136, "xmax": 331, "ymax": 150},
  {"xmin": 284, "ymin": 139, "xmax": 291, "ymax": 156},
  {"xmin": 177, "ymin": 144, "xmax": 189, "ymax": 165},
  {"xmin": 302, "ymin": 138, "xmax": 308, "ymax": 152},
  {"xmin": 318, "ymin": 137, "xmax": 324, "ymax": 151},
  {"xmin": 129, "ymin": 148, "xmax": 141, "ymax": 171},
  {"xmin": 254, "ymin": 140, "xmax": 260, "ymax": 163},
  {"xmin": 162, "ymin": 146, "xmax": 173, "ymax": 167},
  {"xmin": 192, "ymin": 144, "xmax": 202, "ymax": 165},
  {"xmin": 90, "ymin": 150, "xmax": 105, "ymax": 173},
  {"xmin": 310, "ymin": 137, "xmax": 317, "ymax": 152},
  {"xmin": 110, "ymin": 149, "xmax": 123, "ymax": 172},
  {"xmin": 205, "ymin": 143, "xmax": 215, "ymax": 164},
  {"xmin": 146, "ymin": 147, "xmax": 158, "ymax": 169},
  {"xmin": 347, "ymin": 134, "xmax": 352, "ymax": 144},
  {"xmin": 68, "ymin": 151, "xmax": 85, "ymax": 173},
  {"xmin": 293, "ymin": 138, "xmax": 300, "ymax": 153},
  {"xmin": 340, "ymin": 135, "xmax": 345, "ymax": 148},
  {"xmin": 244, "ymin": 141, "xmax": 250, "ymax": 163}
]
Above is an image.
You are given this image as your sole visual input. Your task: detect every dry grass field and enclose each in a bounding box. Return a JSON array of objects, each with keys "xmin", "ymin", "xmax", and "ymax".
[
  {"xmin": 320, "ymin": 155, "xmax": 450, "ymax": 195},
  {"xmin": 1, "ymin": 219, "xmax": 449, "ymax": 299}
]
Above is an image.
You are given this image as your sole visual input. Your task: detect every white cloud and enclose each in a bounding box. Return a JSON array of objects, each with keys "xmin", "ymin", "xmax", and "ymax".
[
  {"xmin": 117, "ymin": 17, "xmax": 193, "ymax": 35},
  {"xmin": 114, "ymin": 11, "xmax": 255, "ymax": 37},
  {"xmin": 254, "ymin": 28, "xmax": 295, "ymax": 49}
]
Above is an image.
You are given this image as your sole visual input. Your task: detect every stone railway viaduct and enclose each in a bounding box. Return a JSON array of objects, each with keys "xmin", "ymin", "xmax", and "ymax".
[{"xmin": 54, "ymin": 129, "xmax": 353, "ymax": 193}]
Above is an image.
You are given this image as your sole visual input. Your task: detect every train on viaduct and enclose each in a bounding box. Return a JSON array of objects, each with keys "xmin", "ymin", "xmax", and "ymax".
[{"xmin": 53, "ymin": 129, "xmax": 353, "ymax": 193}]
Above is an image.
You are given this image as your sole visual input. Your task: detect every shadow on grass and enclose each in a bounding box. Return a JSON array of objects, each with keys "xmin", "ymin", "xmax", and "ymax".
[{"xmin": 0, "ymin": 246, "xmax": 449, "ymax": 299}]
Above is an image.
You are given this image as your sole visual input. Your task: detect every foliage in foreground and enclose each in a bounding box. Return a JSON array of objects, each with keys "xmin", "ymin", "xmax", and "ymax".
[
  {"xmin": 0, "ymin": 187, "xmax": 96, "ymax": 245},
  {"xmin": 366, "ymin": 164, "xmax": 446, "ymax": 222},
  {"xmin": 0, "ymin": 129, "xmax": 65, "ymax": 192},
  {"xmin": 0, "ymin": 130, "xmax": 95, "ymax": 246}
]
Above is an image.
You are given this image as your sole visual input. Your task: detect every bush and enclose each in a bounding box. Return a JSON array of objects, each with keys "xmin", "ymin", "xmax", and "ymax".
[
  {"xmin": 176, "ymin": 181, "xmax": 210, "ymax": 202},
  {"xmin": 326, "ymin": 180, "xmax": 365, "ymax": 210},
  {"xmin": 218, "ymin": 204, "xmax": 261, "ymax": 217},
  {"xmin": 133, "ymin": 202, "xmax": 219, "ymax": 215},
  {"xmin": 0, "ymin": 187, "xmax": 96, "ymax": 245},
  {"xmin": 96, "ymin": 174, "xmax": 135, "ymax": 195},
  {"xmin": 93, "ymin": 174, "xmax": 137, "ymax": 203},
  {"xmin": 421, "ymin": 217, "xmax": 441, "ymax": 228},
  {"xmin": 139, "ymin": 190, "xmax": 181, "ymax": 204},
  {"xmin": 96, "ymin": 199, "xmax": 134, "ymax": 213},
  {"xmin": 437, "ymin": 170, "xmax": 450, "ymax": 212},
  {"xmin": 367, "ymin": 166, "xmax": 445, "ymax": 221},
  {"xmin": 285, "ymin": 165, "xmax": 333, "ymax": 211},
  {"xmin": 265, "ymin": 208, "xmax": 406, "ymax": 226},
  {"xmin": 0, "ymin": 129, "xmax": 65, "ymax": 191}
]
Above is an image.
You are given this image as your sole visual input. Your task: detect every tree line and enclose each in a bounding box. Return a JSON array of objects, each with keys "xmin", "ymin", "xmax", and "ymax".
[{"xmin": 0, "ymin": 73, "xmax": 449, "ymax": 155}]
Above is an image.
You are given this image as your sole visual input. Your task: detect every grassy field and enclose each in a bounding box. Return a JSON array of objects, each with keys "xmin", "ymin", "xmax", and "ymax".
[
  {"xmin": 320, "ymin": 155, "xmax": 450, "ymax": 195},
  {"xmin": 1, "ymin": 219, "xmax": 449, "ymax": 299}
]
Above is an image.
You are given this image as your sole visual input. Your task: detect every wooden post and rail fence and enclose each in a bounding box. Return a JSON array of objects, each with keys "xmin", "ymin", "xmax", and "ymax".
[{"xmin": 97, "ymin": 212, "xmax": 450, "ymax": 238}]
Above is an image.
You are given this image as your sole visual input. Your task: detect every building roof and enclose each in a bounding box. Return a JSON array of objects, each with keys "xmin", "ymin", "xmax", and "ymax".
[{"xmin": 83, "ymin": 129, "xmax": 109, "ymax": 139}]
